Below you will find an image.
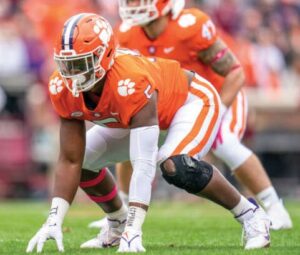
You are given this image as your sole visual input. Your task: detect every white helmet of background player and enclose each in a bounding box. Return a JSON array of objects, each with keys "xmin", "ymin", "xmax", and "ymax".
[{"xmin": 118, "ymin": 0, "xmax": 185, "ymax": 26}]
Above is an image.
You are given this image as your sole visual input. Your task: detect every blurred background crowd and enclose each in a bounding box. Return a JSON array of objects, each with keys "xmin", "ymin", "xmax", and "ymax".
[{"xmin": 0, "ymin": 0, "xmax": 299, "ymax": 200}]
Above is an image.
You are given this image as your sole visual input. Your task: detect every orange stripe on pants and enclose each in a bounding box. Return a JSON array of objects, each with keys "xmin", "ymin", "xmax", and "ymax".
[
  {"xmin": 229, "ymin": 91, "xmax": 247, "ymax": 139},
  {"xmin": 189, "ymin": 81, "xmax": 220, "ymax": 156},
  {"xmin": 171, "ymin": 78, "xmax": 220, "ymax": 156}
]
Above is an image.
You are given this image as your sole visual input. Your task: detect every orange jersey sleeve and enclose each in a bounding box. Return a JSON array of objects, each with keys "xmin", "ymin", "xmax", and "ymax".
[
  {"xmin": 48, "ymin": 71, "xmax": 72, "ymax": 119},
  {"xmin": 48, "ymin": 65, "xmax": 155, "ymax": 127},
  {"xmin": 179, "ymin": 9, "xmax": 218, "ymax": 51},
  {"xmin": 111, "ymin": 54, "xmax": 188, "ymax": 130},
  {"xmin": 48, "ymin": 53, "xmax": 188, "ymax": 129},
  {"xmin": 106, "ymin": 55, "xmax": 157, "ymax": 126}
]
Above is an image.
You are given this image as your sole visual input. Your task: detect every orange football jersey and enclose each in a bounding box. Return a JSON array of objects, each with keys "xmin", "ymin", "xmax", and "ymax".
[
  {"xmin": 49, "ymin": 52, "xmax": 188, "ymax": 129},
  {"xmin": 116, "ymin": 8, "xmax": 225, "ymax": 92}
]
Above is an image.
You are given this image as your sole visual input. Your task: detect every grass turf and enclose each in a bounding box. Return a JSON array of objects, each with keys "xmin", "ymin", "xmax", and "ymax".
[{"xmin": 0, "ymin": 200, "xmax": 299, "ymax": 255}]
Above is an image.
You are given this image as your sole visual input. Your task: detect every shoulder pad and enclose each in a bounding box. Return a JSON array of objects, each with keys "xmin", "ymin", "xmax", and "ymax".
[
  {"xmin": 48, "ymin": 70, "xmax": 71, "ymax": 119},
  {"xmin": 109, "ymin": 55, "xmax": 155, "ymax": 98},
  {"xmin": 174, "ymin": 8, "xmax": 215, "ymax": 40}
]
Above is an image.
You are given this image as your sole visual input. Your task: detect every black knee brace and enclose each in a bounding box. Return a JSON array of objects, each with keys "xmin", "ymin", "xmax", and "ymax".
[{"xmin": 160, "ymin": 155, "xmax": 213, "ymax": 194}]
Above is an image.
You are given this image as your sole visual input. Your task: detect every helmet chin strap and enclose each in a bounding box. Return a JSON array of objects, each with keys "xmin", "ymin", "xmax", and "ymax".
[{"xmin": 70, "ymin": 74, "xmax": 88, "ymax": 97}]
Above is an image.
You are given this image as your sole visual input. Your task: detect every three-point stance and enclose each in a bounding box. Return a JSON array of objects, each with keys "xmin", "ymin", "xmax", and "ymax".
[{"xmin": 26, "ymin": 13, "xmax": 270, "ymax": 253}]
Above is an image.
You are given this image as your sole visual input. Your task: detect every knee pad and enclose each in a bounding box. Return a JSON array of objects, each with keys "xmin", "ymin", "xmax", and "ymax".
[
  {"xmin": 160, "ymin": 154, "xmax": 213, "ymax": 194},
  {"xmin": 212, "ymin": 137, "xmax": 252, "ymax": 170}
]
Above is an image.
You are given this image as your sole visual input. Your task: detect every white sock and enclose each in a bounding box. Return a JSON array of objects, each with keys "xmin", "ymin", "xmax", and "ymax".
[
  {"xmin": 125, "ymin": 206, "xmax": 146, "ymax": 232},
  {"xmin": 256, "ymin": 186, "xmax": 280, "ymax": 210},
  {"xmin": 231, "ymin": 196, "xmax": 258, "ymax": 223},
  {"xmin": 119, "ymin": 190, "xmax": 129, "ymax": 205},
  {"xmin": 106, "ymin": 204, "xmax": 127, "ymax": 227}
]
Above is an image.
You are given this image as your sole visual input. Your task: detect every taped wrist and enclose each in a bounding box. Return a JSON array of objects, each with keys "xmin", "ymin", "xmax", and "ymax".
[
  {"xmin": 160, "ymin": 155, "xmax": 213, "ymax": 194},
  {"xmin": 47, "ymin": 197, "xmax": 70, "ymax": 226},
  {"xmin": 125, "ymin": 206, "xmax": 146, "ymax": 232}
]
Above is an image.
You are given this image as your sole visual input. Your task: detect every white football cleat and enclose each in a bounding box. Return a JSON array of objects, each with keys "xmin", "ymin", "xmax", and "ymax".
[
  {"xmin": 88, "ymin": 217, "xmax": 108, "ymax": 229},
  {"xmin": 81, "ymin": 218, "xmax": 126, "ymax": 249},
  {"xmin": 117, "ymin": 230, "xmax": 145, "ymax": 253},
  {"xmin": 241, "ymin": 203, "xmax": 271, "ymax": 250},
  {"xmin": 267, "ymin": 199, "xmax": 293, "ymax": 230}
]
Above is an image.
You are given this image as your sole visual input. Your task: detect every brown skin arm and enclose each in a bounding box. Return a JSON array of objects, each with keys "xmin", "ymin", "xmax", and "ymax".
[
  {"xmin": 197, "ymin": 39, "xmax": 245, "ymax": 108},
  {"xmin": 128, "ymin": 91, "xmax": 159, "ymax": 211},
  {"xmin": 130, "ymin": 91, "xmax": 158, "ymax": 128},
  {"xmin": 53, "ymin": 117, "xmax": 86, "ymax": 204}
]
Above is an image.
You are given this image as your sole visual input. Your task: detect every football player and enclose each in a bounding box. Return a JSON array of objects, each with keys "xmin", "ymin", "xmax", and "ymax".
[
  {"xmin": 88, "ymin": 0, "xmax": 292, "ymax": 231},
  {"xmin": 26, "ymin": 13, "xmax": 270, "ymax": 253}
]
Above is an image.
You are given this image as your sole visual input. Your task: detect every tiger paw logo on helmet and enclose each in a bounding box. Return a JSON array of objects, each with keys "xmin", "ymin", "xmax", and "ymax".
[
  {"xmin": 118, "ymin": 79, "xmax": 135, "ymax": 97},
  {"xmin": 49, "ymin": 76, "xmax": 64, "ymax": 95},
  {"xmin": 93, "ymin": 19, "xmax": 112, "ymax": 46}
]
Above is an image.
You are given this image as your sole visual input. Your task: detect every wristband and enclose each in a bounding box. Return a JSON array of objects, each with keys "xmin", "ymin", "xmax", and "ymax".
[{"xmin": 125, "ymin": 206, "xmax": 146, "ymax": 232}]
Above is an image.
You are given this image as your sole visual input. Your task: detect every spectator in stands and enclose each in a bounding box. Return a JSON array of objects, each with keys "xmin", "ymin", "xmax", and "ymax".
[{"xmin": 281, "ymin": 52, "xmax": 300, "ymax": 89}]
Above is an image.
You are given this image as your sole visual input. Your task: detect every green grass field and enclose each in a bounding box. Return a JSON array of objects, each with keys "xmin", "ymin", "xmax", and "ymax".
[{"xmin": 0, "ymin": 200, "xmax": 299, "ymax": 255}]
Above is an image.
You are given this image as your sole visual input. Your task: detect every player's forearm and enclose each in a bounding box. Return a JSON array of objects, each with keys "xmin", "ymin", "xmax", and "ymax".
[
  {"xmin": 126, "ymin": 162, "xmax": 154, "ymax": 232},
  {"xmin": 219, "ymin": 67, "xmax": 245, "ymax": 108},
  {"xmin": 129, "ymin": 126, "xmax": 159, "ymax": 204},
  {"xmin": 127, "ymin": 125, "xmax": 159, "ymax": 231},
  {"xmin": 53, "ymin": 160, "xmax": 82, "ymax": 204},
  {"xmin": 47, "ymin": 161, "xmax": 81, "ymax": 225}
]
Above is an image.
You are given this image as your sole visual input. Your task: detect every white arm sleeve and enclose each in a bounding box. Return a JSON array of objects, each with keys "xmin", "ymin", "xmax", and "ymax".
[{"xmin": 129, "ymin": 125, "xmax": 159, "ymax": 205}]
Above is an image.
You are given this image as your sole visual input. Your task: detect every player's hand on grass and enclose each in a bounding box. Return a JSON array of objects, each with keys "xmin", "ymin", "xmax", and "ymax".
[
  {"xmin": 26, "ymin": 220, "xmax": 64, "ymax": 253},
  {"xmin": 117, "ymin": 229, "xmax": 145, "ymax": 253},
  {"xmin": 26, "ymin": 197, "xmax": 69, "ymax": 253}
]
